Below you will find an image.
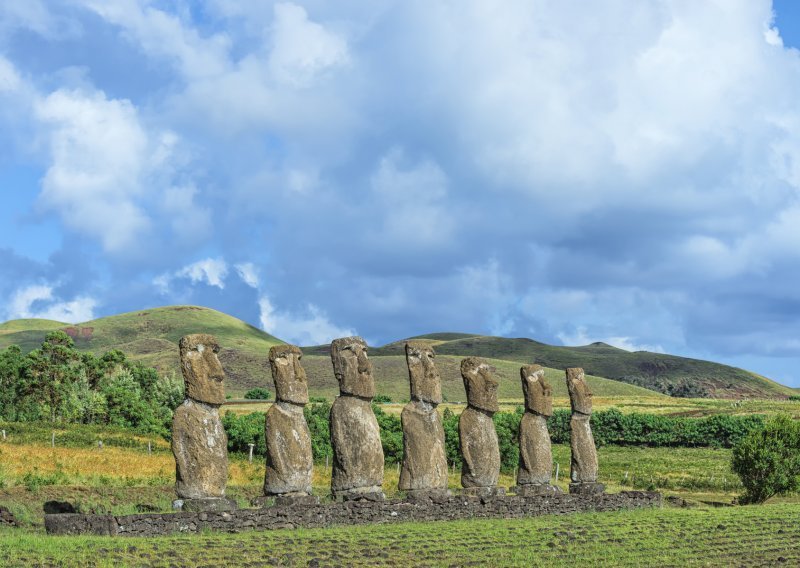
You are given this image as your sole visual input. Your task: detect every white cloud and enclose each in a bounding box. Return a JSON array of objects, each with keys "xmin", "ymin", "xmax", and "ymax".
[
  {"xmin": 268, "ymin": 3, "xmax": 349, "ymax": 88},
  {"xmin": 155, "ymin": 257, "xmax": 229, "ymax": 293},
  {"xmin": 234, "ymin": 262, "xmax": 260, "ymax": 288},
  {"xmin": 258, "ymin": 296, "xmax": 355, "ymax": 345},
  {"xmin": 557, "ymin": 326, "xmax": 664, "ymax": 353},
  {"xmin": 6, "ymin": 284, "xmax": 96, "ymax": 323},
  {"xmin": 0, "ymin": 56, "xmax": 20, "ymax": 92}
]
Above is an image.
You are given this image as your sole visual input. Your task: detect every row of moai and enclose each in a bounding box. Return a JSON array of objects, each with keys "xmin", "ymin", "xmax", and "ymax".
[{"xmin": 170, "ymin": 334, "xmax": 603, "ymax": 511}]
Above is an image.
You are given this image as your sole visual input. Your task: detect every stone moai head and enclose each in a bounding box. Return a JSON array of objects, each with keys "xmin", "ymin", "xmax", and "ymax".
[
  {"xmin": 461, "ymin": 356, "xmax": 499, "ymax": 413},
  {"xmin": 180, "ymin": 334, "xmax": 226, "ymax": 405},
  {"xmin": 269, "ymin": 344, "xmax": 309, "ymax": 405},
  {"xmin": 566, "ymin": 367, "xmax": 592, "ymax": 415},
  {"xmin": 330, "ymin": 336, "xmax": 376, "ymax": 399},
  {"xmin": 405, "ymin": 341, "xmax": 442, "ymax": 405},
  {"xmin": 520, "ymin": 364, "xmax": 552, "ymax": 417}
]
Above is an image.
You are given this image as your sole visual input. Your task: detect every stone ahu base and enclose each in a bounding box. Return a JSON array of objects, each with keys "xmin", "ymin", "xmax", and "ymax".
[
  {"xmin": 172, "ymin": 498, "xmax": 238, "ymax": 512},
  {"xmin": 45, "ymin": 491, "xmax": 661, "ymax": 537},
  {"xmin": 461, "ymin": 487, "xmax": 506, "ymax": 498},
  {"xmin": 514, "ymin": 484, "xmax": 562, "ymax": 497},
  {"xmin": 569, "ymin": 482, "xmax": 606, "ymax": 495},
  {"xmin": 252, "ymin": 494, "xmax": 321, "ymax": 508}
]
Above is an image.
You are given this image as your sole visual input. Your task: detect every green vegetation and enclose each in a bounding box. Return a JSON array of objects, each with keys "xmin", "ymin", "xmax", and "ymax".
[
  {"xmin": 2, "ymin": 504, "xmax": 800, "ymax": 566},
  {"xmin": 0, "ymin": 332, "xmax": 182, "ymax": 436},
  {"xmin": 243, "ymin": 387, "xmax": 271, "ymax": 400},
  {"xmin": 732, "ymin": 414, "xmax": 800, "ymax": 504}
]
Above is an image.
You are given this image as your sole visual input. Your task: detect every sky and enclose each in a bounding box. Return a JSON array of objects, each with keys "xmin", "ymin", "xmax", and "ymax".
[{"xmin": 1, "ymin": 1, "xmax": 800, "ymax": 387}]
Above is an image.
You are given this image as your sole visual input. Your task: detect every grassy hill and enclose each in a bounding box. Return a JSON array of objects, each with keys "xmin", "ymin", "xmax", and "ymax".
[{"xmin": 0, "ymin": 306, "xmax": 793, "ymax": 399}]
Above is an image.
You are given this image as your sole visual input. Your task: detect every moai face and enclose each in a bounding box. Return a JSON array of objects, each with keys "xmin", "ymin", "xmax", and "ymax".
[
  {"xmin": 330, "ymin": 336, "xmax": 376, "ymax": 399},
  {"xmin": 461, "ymin": 356, "xmax": 499, "ymax": 413},
  {"xmin": 405, "ymin": 341, "xmax": 442, "ymax": 405},
  {"xmin": 520, "ymin": 364, "xmax": 552, "ymax": 417},
  {"xmin": 180, "ymin": 334, "xmax": 226, "ymax": 405},
  {"xmin": 269, "ymin": 344, "xmax": 309, "ymax": 405},
  {"xmin": 566, "ymin": 367, "xmax": 592, "ymax": 415}
]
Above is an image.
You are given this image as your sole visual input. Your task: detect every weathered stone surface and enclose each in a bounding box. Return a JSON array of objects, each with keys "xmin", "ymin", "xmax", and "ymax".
[
  {"xmin": 569, "ymin": 481, "xmax": 605, "ymax": 495},
  {"xmin": 264, "ymin": 401, "xmax": 313, "ymax": 496},
  {"xmin": 330, "ymin": 395, "xmax": 384, "ymax": 497},
  {"xmin": 459, "ymin": 406, "xmax": 500, "ymax": 488},
  {"xmin": 180, "ymin": 334, "xmax": 226, "ymax": 405},
  {"xmin": 566, "ymin": 367, "xmax": 601, "ymax": 492},
  {"xmin": 330, "ymin": 336, "xmax": 376, "ymax": 399},
  {"xmin": 517, "ymin": 412, "xmax": 553, "ymax": 486},
  {"xmin": 269, "ymin": 344, "xmax": 309, "ymax": 405},
  {"xmin": 172, "ymin": 399, "xmax": 229, "ymax": 500},
  {"xmin": 566, "ymin": 367, "xmax": 592, "ymax": 415},
  {"xmin": 0, "ymin": 505, "xmax": 18, "ymax": 527},
  {"xmin": 405, "ymin": 341, "xmax": 442, "ymax": 404},
  {"xmin": 514, "ymin": 483, "xmax": 562, "ymax": 497},
  {"xmin": 46, "ymin": 492, "xmax": 663, "ymax": 536},
  {"xmin": 461, "ymin": 357, "xmax": 499, "ymax": 413},
  {"xmin": 461, "ymin": 486, "xmax": 506, "ymax": 499},
  {"xmin": 521, "ymin": 364, "xmax": 552, "ymax": 417},
  {"xmin": 399, "ymin": 400, "xmax": 448, "ymax": 492},
  {"xmin": 175, "ymin": 498, "xmax": 237, "ymax": 512}
]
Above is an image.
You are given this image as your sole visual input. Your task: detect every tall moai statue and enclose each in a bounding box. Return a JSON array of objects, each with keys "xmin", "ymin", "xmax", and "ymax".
[
  {"xmin": 399, "ymin": 341, "xmax": 449, "ymax": 498},
  {"xmin": 459, "ymin": 357, "xmax": 504, "ymax": 497},
  {"xmin": 515, "ymin": 364, "xmax": 560, "ymax": 496},
  {"xmin": 171, "ymin": 334, "xmax": 237, "ymax": 512},
  {"xmin": 566, "ymin": 367, "xmax": 605, "ymax": 495},
  {"xmin": 329, "ymin": 336, "xmax": 385, "ymax": 500},
  {"xmin": 263, "ymin": 344, "xmax": 317, "ymax": 504}
]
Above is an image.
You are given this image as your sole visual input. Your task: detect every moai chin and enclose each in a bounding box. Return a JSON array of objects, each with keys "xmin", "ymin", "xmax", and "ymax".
[
  {"xmin": 171, "ymin": 334, "xmax": 236, "ymax": 512},
  {"xmin": 329, "ymin": 336, "xmax": 385, "ymax": 500},
  {"xmin": 566, "ymin": 367, "xmax": 604, "ymax": 495},
  {"xmin": 458, "ymin": 357, "xmax": 504, "ymax": 498},
  {"xmin": 399, "ymin": 342, "xmax": 448, "ymax": 497},
  {"xmin": 515, "ymin": 365, "xmax": 560, "ymax": 496},
  {"xmin": 263, "ymin": 344, "xmax": 316, "ymax": 504}
]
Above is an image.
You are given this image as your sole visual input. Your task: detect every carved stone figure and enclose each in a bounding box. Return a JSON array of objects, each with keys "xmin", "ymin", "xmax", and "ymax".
[
  {"xmin": 515, "ymin": 364, "xmax": 559, "ymax": 496},
  {"xmin": 566, "ymin": 367, "xmax": 604, "ymax": 495},
  {"xmin": 399, "ymin": 341, "xmax": 448, "ymax": 497},
  {"xmin": 263, "ymin": 344, "xmax": 316, "ymax": 503},
  {"xmin": 171, "ymin": 334, "xmax": 236, "ymax": 512},
  {"xmin": 329, "ymin": 336, "xmax": 385, "ymax": 500},
  {"xmin": 459, "ymin": 357, "xmax": 504, "ymax": 497}
]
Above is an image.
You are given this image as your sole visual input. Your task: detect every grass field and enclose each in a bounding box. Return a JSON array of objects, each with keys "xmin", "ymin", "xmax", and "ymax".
[{"xmin": 1, "ymin": 504, "xmax": 799, "ymax": 566}]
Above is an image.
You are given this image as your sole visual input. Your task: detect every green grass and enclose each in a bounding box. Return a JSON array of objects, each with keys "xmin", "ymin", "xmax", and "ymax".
[{"xmin": 2, "ymin": 504, "xmax": 800, "ymax": 566}]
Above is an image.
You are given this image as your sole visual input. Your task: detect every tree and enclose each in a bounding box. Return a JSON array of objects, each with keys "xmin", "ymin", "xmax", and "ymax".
[
  {"xmin": 731, "ymin": 414, "xmax": 800, "ymax": 504},
  {"xmin": 244, "ymin": 387, "xmax": 272, "ymax": 400}
]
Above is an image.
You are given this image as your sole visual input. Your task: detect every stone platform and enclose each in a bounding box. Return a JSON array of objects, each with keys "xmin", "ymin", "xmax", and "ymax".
[{"xmin": 45, "ymin": 491, "xmax": 661, "ymax": 537}]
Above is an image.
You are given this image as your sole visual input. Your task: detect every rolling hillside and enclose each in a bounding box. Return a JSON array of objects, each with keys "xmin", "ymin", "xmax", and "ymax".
[{"xmin": 0, "ymin": 306, "xmax": 794, "ymax": 399}]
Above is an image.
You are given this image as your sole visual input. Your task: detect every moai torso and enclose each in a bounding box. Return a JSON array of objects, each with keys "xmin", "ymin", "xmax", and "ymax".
[
  {"xmin": 517, "ymin": 364, "xmax": 554, "ymax": 486},
  {"xmin": 329, "ymin": 337, "xmax": 384, "ymax": 496},
  {"xmin": 458, "ymin": 357, "xmax": 500, "ymax": 488},
  {"xmin": 264, "ymin": 344, "xmax": 313, "ymax": 496},
  {"xmin": 171, "ymin": 334, "xmax": 229, "ymax": 500},
  {"xmin": 567, "ymin": 367, "xmax": 599, "ymax": 484},
  {"xmin": 399, "ymin": 341, "xmax": 448, "ymax": 492}
]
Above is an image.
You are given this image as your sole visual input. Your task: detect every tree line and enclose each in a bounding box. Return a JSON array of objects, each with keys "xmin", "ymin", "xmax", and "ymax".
[{"xmin": 0, "ymin": 331, "xmax": 183, "ymax": 436}]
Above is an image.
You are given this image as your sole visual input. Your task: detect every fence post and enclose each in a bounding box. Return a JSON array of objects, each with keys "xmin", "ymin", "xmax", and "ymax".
[
  {"xmin": 554, "ymin": 462, "xmax": 560, "ymax": 483},
  {"xmin": 51, "ymin": 431, "xmax": 55, "ymax": 448},
  {"xmin": 248, "ymin": 443, "xmax": 255, "ymax": 463},
  {"xmin": 98, "ymin": 440, "xmax": 103, "ymax": 450},
  {"xmin": 148, "ymin": 441, "xmax": 152, "ymax": 455},
  {"xmin": 1, "ymin": 429, "xmax": 5, "ymax": 440}
]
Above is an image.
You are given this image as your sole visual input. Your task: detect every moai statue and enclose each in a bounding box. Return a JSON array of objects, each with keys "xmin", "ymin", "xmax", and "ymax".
[
  {"xmin": 515, "ymin": 364, "xmax": 560, "ymax": 496},
  {"xmin": 566, "ymin": 367, "xmax": 605, "ymax": 495},
  {"xmin": 171, "ymin": 334, "xmax": 237, "ymax": 512},
  {"xmin": 263, "ymin": 344, "xmax": 318, "ymax": 505},
  {"xmin": 329, "ymin": 336, "xmax": 385, "ymax": 500},
  {"xmin": 459, "ymin": 357, "xmax": 504, "ymax": 498},
  {"xmin": 399, "ymin": 341, "xmax": 449, "ymax": 499}
]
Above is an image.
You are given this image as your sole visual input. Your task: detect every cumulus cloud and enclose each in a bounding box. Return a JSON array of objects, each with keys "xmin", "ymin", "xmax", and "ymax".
[
  {"xmin": 6, "ymin": 284, "xmax": 97, "ymax": 323},
  {"xmin": 258, "ymin": 296, "xmax": 356, "ymax": 345},
  {"xmin": 155, "ymin": 258, "xmax": 230, "ymax": 292},
  {"xmin": 557, "ymin": 326, "xmax": 665, "ymax": 354},
  {"xmin": 234, "ymin": 262, "xmax": 260, "ymax": 288}
]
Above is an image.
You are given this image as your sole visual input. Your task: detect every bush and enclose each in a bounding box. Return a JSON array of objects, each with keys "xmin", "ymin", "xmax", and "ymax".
[
  {"xmin": 244, "ymin": 388, "xmax": 272, "ymax": 400},
  {"xmin": 731, "ymin": 414, "xmax": 800, "ymax": 504},
  {"xmin": 373, "ymin": 394, "xmax": 392, "ymax": 404}
]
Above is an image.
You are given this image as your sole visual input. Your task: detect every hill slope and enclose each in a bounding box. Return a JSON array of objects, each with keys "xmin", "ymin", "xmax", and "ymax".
[{"xmin": 0, "ymin": 307, "xmax": 793, "ymax": 399}]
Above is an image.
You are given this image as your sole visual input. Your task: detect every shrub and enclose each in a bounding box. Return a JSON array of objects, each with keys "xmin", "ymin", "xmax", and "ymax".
[
  {"xmin": 731, "ymin": 414, "xmax": 800, "ymax": 504},
  {"xmin": 373, "ymin": 394, "xmax": 392, "ymax": 404},
  {"xmin": 244, "ymin": 388, "xmax": 272, "ymax": 400}
]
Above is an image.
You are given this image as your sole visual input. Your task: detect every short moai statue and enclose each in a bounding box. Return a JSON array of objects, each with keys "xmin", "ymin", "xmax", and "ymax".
[
  {"xmin": 171, "ymin": 334, "xmax": 237, "ymax": 512},
  {"xmin": 515, "ymin": 364, "xmax": 560, "ymax": 496},
  {"xmin": 459, "ymin": 357, "xmax": 504, "ymax": 498},
  {"xmin": 263, "ymin": 344, "xmax": 318, "ymax": 505},
  {"xmin": 329, "ymin": 336, "xmax": 385, "ymax": 501},
  {"xmin": 566, "ymin": 367, "xmax": 605, "ymax": 495},
  {"xmin": 399, "ymin": 341, "xmax": 449, "ymax": 499}
]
